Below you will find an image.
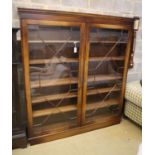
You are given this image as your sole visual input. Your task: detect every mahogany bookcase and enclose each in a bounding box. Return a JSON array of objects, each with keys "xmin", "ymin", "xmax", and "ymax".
[{"xmin": 18, "ymin": 8, "xmax": 137, "ymax": 145}]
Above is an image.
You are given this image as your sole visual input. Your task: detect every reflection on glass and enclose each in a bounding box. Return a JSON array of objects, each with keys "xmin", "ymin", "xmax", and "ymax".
[
  {"xmin": 28, "ymin": 25, "xmax": 80, "ymax": 134},
  {"xmin": 86, "ymin": 28, "xmax": 128, "ymax": 122}
]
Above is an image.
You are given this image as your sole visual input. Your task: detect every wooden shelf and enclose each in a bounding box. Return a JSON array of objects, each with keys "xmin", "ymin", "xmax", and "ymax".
[
  {"xmin": 28, "ymin": 40, "xmax": 127, "ymax": 44},
  {"xmin": 29, "ymin": 56, "xmax": 124, "ymax": 65},
  {"xmin": 89, "ymin": 56, "xmax": 124, "ymax": 62},
  {"xmin": 33, "ymin": 104, "xmax": 77, "ymax": 117},
  {"xmin": 31, "ymin": 77, "xmax": 78, "ymax": 88},
  {"xmin": 90, "ymin": 40, "xmax": 127, "ymax": 44},
  {"xmin": 30, "ymin": 74, "xmax": 122, "ymax": 89},
  {"xmin": 31, "ymin": 74, "xmax": 122, "ymax": 89},
  {"xmin": 87, "ymin": 74, "xmax": 122, "ymax": 83},
  {"xmin": 32, "ymin": 92, "xmax": 77, "ymax": 104},
  {"xmin": 30, "ymin": 57, "xmax": 78, "ymax": 65},
  {"xmin": 87, "ymin": 87, "xmax": 120, "ymax": 96},
  {"xmin": 33, "ymin": 98, "xmax": 120, "ymax": 118},
  {"xmin": 86, "ymin": 98, "xmax": 120, "ymax": 111},
  {"xmin": 32, "ymin": 86, "xmax": 120, "ymax": 104},
  {"xmin": 29, "ymin": 40, "xmax": 79, "ymax": 43}
]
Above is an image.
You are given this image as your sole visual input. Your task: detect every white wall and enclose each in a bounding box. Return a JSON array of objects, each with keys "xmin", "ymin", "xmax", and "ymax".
[{"xmin": 12, "ymin": 0, "xmax": 142, "ymax": 82}]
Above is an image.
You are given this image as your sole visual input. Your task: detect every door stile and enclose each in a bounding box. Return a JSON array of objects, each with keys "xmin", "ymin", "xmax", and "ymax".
[
  {"xmin": 119, "ymin": 28, "xmax": 133, "ymax": 115},
  {"xmin": 77, "ymin": 23, "xmax": 87, "ymax": 125},
  {"xmin": 81, "ymin": 24, "xmax": 90, "ymax": 125},
  {"xmin": 21, "ymin": 19, "xmax": 33, "ymax": 137}
]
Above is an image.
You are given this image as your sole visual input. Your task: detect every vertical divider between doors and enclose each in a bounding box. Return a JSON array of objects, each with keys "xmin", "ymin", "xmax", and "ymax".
[
  {"xmin": 77, "ymin": 23, "xmax": 86, "ymax": 126},
  {"xmin": 77, "ymin": 23, "xmax": 84, "ymax": 125},
  {"xmin": 21, "ymin": 20, "xmax": 33, "ymax": 137},
  {"xmin": 81, "ymin": 24, "xmax": 90, "ymax": 125}
]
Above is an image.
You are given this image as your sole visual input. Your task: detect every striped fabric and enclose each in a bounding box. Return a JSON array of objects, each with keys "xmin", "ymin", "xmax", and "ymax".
[{"xmin": 124, "ymin": 81, "xmax": 142, "ymax": 126}]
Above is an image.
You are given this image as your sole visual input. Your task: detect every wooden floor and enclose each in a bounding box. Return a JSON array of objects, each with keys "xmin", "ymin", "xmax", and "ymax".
[{"xmin": 13, "ymin": 118, "xmax": 141, "ymax": 155}]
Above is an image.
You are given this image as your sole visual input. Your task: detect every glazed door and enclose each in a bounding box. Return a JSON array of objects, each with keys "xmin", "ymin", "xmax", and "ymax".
[
  {"xmin": 21, "ymin": 20, "xmax": 84, "ymax": 136},
  {"xmin": 83, "ymin": 24, "xmax": 131, "ymax": 124}
]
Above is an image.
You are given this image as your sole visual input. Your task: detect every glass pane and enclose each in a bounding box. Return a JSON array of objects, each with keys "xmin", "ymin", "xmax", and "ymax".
[
  {"xmin": 86, "ymin": 27, "xmax": 128, "ymax": 123},
  {"xmin": 28, "ymin": 25, "xmax": 80, "ymax": 135}
]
